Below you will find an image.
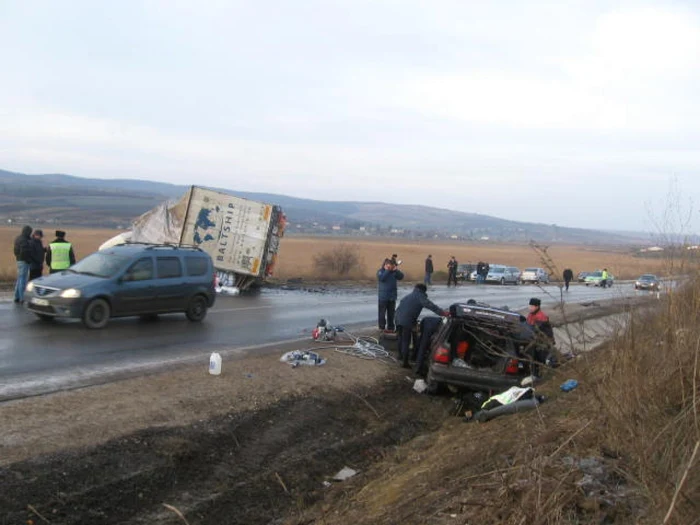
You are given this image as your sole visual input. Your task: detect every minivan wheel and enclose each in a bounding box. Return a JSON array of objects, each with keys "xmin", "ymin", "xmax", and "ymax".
[
  {"xmin": 83, "ymin": 298, "xmax": 111, "ymax": 329},
  {"xmin": 186, "ymin": 296, "xmax": 208, "ymax": 322}
]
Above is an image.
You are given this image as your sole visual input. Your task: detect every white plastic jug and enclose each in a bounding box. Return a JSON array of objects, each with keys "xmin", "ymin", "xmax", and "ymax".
[{"xmin": 209, "ymin": 352, "xmax": 222, "ymax": 375}]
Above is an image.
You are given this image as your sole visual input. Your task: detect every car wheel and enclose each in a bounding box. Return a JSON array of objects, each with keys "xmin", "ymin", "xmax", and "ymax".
[
  {"xmin": 83, "ymin": 298, "xmax": 111, "ymax": 329},
  {"xmin": 426, "ymin": 370, "xmax": 445, "ymax": 395},
  {"xmin": 186, "ymin": 295, "xmax": 208, "ymax": 322},
  {"xmin": 35, "ymin": 314, "xmax": 53, "ymax": 322}
]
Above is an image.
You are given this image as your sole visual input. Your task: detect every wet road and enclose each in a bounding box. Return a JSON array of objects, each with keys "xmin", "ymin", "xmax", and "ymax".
[{"xmin": 0, "ymin": 283, "xmax": 637, "ymax": 400}]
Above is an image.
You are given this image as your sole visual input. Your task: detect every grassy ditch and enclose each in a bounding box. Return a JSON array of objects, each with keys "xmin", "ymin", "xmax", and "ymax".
[{"xmin": 290, "ymin": 278, "xmax": 699, "ymax": 524}]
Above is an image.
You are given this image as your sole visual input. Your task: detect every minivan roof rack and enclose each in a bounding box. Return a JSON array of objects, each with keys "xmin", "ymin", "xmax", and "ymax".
[{"xmin": 121, "ymin": 241, "xmax": 203, "ymax": 252}]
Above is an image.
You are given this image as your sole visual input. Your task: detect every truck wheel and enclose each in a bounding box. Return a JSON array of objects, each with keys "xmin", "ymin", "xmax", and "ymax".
[
  {"xmin": 186, "ymin": 296, "xmax": 208, "ymax": 322},
  {"xmin": 83, "ymin": 298, "xmax": 111, "ymax": 329}
]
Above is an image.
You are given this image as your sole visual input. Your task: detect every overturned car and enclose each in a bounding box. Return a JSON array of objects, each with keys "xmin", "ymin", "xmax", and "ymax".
[{"xmin": 425, "ymin": 301, "xmax": 554, "ymax": 394}]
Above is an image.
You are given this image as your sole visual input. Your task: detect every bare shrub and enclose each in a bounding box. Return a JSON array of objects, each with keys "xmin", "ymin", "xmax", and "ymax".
[{"xmin": 312, "ymin": 244, "xmax": 364, "ymax": 279}]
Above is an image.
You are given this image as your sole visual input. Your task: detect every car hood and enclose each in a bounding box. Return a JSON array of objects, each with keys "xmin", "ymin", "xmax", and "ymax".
[{"xmin": 31, "ymin": 272, "xmax": 108, "ymax": 290}]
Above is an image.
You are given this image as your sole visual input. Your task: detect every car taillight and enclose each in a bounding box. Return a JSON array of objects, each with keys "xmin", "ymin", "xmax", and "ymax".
[
  {"xmin": 505, "ymin": 359, "xmax": 519, "ymax": 374},
  {"xmin": 434, "ymin": 346, "xmax": 450, "ymax": 364},
  {"xmin": 456, "ymin": 341, "xmax": 469, "ymax": 359}
]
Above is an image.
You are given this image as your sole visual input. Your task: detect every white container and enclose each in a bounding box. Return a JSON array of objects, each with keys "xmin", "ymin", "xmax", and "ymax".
[{"xmin": 209, "ymin": 352, "xmax": 222, "ymax": 375}]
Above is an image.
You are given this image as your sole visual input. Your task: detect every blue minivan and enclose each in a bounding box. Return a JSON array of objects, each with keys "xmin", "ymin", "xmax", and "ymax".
[{"xmin": 25, "ymin": 244, "xmax": 216, "ymax": 329}]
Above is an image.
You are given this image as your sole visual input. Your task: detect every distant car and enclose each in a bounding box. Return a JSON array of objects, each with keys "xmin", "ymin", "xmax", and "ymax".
[
  {"xmin": 520, "ymin": 267, "xmax": 549, "ymax": 284},
  {"xmin": 426, "ymin": 301, "xmax": 553, "ymax": 394},
  {"xmin": 577, "ymin": 272, "xmax": 590, "ymax": 282},
  {"xmin": 485, "ymin": 265, "xmax": 520, "ymax": 285},
  {"xmin": 584, "ymin": 271, "xmax": 614, "ymax": 287},
  {"xmin": 456, "ymin": 263, "xmax": 476, "ymax": 282},
  {"xmin": 635, "ymin": 274, "xmax": 660, "ymax": 291},
  {"xmin": 24, "ymin": 243, "xmax": 217, "ymax": 329}
]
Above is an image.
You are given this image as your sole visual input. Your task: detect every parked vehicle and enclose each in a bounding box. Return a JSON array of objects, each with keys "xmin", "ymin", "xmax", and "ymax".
[
  {"xmin": 635, "ymin": 274, "xmax": 660, "ymax": 290},
  {"xmin": 584, "ymin": 271, "xmax": 614, "ymax": 287},
  {"xmin": 25, "ymin": 244, "xmax": 217, "ymax": 329},
  {"xmin": 577, "ymin": 272, "xmax": 590, "ymax": 282},
  {"xmin": 100, "ymin": 186, "xmax": 286, "ymax": 292},
  {"xmin": 485, "ymin": 265, "xmax": 521, "ymax": 285},
  {"xmin": 456, "ymin": 263, "xmax": 476, "ymax": 282},
  {"xmin": 426, "ymin": 301, "xmax": 552, "ymax": 393},
  {"xmin": 520, "ymin": 267, "xmax": 549, "ymax": 284}
]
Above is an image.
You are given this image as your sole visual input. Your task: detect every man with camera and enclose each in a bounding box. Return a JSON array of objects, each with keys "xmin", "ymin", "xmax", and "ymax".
[{"xmin": 377, "ymin": 257, "xmax": 404, "ymax": 332}]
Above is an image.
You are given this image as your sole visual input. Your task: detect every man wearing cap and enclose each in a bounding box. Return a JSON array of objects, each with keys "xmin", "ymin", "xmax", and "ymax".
[
  {"xmin": 28, "ymin": 229, "xmax": 46, "ymax": 281},
  {"xmin": 526, "ymin": 298, "xmax": 555, "ymax": 373},
  {"xmin": 46, "ymin": 230, "xmax": 76, "ymax": 273}
]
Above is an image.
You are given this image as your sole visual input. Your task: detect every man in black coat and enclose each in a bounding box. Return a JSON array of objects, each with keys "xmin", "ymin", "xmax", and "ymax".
[
  {"xmin": 563, "ymin": 268, "xmax": 574, "ymax": 291},
  {"xmin": 13, "ymin": 225, "xmax": 33, "ymax": 303},
  {"xmin": 28, "ymin": 229, "xmax": 46, "ymax": 281},
  {"xmin": 395, "ymin": 284, "xmax": 447, "ymax": 368},
  {"xmin": 447, "ymin": 256, "xmax": 458, "ymax": 287},
  {"xmin": 424, "ymin": 255, "xmax": 434, "ymax": 286}
]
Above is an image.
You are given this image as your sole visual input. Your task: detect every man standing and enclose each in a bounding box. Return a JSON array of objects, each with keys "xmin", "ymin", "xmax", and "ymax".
[
  {"xmin": 424, "ymin": 254, "xmax": 434, "ymax": 286},
  {"xmin": 395, "ymin": 284, "xmax": 447, "ymax": 368},
  {"xmin": 447, "ymin": 256, "xmax": 458, "ymax": 287},
  {"xmin": 563, "ymin": 268, "xmax": 574, "ymax": 291},
  {"xmin": 600, "ymin": 268, "xmax": 609, "ymax": 289},
  {"xmin": 13, "ymin": 225, "xmax": 33, "ymax": 304},
  {"xmin": 377, "ymin": 258, "xmax": 404, "ymax": 332},
  {"xmin": 526, "ymin": 298, "xmax": 555, "ymax": 374},
  {"xmin": 476, "ymin": 261, "xmax": 484, "ymax": 284},
  {"xmin": 29, "ymin": 229, "xmax": 46, "ymax": 281},
  {"xmin": 46, "ymin": 230, "xmax": 76, "ymax": 274}
]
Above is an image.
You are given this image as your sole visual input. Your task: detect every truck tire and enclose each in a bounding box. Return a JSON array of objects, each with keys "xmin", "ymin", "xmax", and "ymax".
[
  {"xmin": 186, "ymin": 295, "xmax": 208, "ymax": 322},
  {"xmin": 83, "ymin": 298, "xmax": 111, "ymax": 329}
]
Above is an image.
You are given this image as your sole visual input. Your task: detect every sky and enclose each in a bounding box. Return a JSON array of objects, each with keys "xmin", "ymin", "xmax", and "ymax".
[{"xmin": 1, "ymin": 0, "xmax": 699, "ymax": 232}]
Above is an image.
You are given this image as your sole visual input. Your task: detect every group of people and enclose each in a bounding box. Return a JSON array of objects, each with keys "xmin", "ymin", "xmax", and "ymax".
[
  {"xmin": 13, "ymin": 226, "xmax": 75, "ymax": 304},
  {"xmin": 377, "ymin": 254, "xmax": 555, "ymax": 375},
  {"xmin": 424, "ymin": 254, "xmax": 467, "ymax": 287}
]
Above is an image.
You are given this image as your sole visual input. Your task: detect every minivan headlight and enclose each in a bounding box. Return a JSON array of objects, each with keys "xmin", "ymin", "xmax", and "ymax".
[{"xmin": 60, "ymin": 288, "xmax": 82, "ymax": 298}]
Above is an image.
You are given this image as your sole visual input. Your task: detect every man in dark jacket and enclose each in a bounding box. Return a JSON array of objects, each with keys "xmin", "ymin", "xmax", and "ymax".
[
  {"xmin": 424, "ymin": 254, "xmax": 434, "ymax": 286},
  {"xmin": 13, "ymin": 225, "xmax": 33, "ymax": 303},
  {"xmin": 46, "ymin": 230, "xmax": 76, "ymax": 273},
  {"xmin": 447, "ymin": 256, "xmax": 458, "ymax": 287},
  {"xmin": 377, "ymin": 258, "xmax": 404, "ymax": 331},
  {"xmin": 563, "ymin": 268, "xmax": 574, "ymax": 291},
  {"xmin": 29, "ymin": 229, "xmax": 46, "ymax": 281},
  {"xmin": 395, "ymin": 283, "xmax": 447, "ymax": 368}
]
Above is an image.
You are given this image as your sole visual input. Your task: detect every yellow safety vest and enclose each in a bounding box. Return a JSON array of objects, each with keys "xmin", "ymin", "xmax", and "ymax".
[{"xmin": 49, "ymin": 242, "xmax": 72, "ymax": 270}]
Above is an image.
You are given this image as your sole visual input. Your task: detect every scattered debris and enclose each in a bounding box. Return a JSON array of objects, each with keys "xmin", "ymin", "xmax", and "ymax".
[
  {"xmin": 413, "ymin": 379, "xmax": 428, "ymax": 394},
  {"xmin": 280, "ymin": 350, "xmax": 326, "ymax": 367},
  {"xmin": 560, "ymin": 379, "xmax": 579, "ymax": 392},
  {"xmin": 333, "ymin": 466, "xmax": 358, "ymax": 481}
]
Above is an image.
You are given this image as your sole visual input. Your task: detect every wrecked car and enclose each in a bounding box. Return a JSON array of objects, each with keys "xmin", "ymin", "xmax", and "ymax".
[{"xmin": 425, "ymin": 302, "xmax": 553, "ymax": 394}]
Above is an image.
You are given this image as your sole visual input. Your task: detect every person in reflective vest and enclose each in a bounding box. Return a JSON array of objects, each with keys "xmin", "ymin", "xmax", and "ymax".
[{"xmin": 46, "ymin": 230, "xmax": 76, "ymax": 273}]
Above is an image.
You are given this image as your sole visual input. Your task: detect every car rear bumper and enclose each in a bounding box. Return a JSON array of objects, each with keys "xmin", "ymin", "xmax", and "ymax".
[{"xmin": 428, "ymin": 363, "xmax": 537, "ymax": 391}]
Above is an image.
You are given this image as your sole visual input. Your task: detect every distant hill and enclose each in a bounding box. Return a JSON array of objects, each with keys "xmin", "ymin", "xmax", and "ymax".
[{"xmin": 0, "ymin": 169, "xmax": 649, "ymax": 244}]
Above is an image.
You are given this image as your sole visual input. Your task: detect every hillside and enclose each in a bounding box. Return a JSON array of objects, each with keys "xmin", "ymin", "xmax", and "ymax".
[{"xmin": 0, "ymin": 169, "xmax": 648, "ymax": 244}]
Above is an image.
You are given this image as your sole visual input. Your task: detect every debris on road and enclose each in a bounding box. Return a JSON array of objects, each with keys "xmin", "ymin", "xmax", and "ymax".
[
  {"xmin": 332, "ymin": 466, "xmax": 358, "ymax": 481},
  {"xmin": 280, "ymin": 350, "xmax": 326, "ymax": 367},
  {"xmin": 465, "ymin": 386, "xmax": 546, "ymax": 423}
]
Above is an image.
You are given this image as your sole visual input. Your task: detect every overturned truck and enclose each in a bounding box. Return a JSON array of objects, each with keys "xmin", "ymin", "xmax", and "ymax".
[{"xmin": 101, "ymin": 186, "xmax": 286, "ymax": 293}]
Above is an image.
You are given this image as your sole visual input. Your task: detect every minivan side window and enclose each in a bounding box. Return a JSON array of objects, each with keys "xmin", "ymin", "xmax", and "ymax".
[
  {"xmin": 125, "ymin": 258, "xmax": 153, "ymax": 282},
  {"xmin": 157, "ymin": 257, "xmax": 182, "ymax": 279},
  {"xmin": 185, "ymin": 256, "xmax": 209, "ymax": 276}
]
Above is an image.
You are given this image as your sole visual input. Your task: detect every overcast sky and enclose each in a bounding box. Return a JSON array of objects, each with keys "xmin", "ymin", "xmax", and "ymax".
[{"xmin": 1, "ymin": 1, "xmax": 699, "ymax": 231}]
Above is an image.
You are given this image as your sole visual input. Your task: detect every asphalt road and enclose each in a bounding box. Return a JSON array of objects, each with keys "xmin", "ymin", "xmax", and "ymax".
[{"xmin": 0, "ymin": 282, "xmax": 640, "ymax": 400}]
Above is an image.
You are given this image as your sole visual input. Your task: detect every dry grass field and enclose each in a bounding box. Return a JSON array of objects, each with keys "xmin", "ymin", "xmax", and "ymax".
[
  {"xmin": 1, "ymin": 226, "xmax": 668, "ymax": 283},
  {"xmin": 274, "ymin": 236, "xmax": 668, "ymax": 282}
]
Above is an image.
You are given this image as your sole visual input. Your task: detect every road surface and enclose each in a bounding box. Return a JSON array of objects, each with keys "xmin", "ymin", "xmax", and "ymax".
[{"xmin": 0, "ymin": 282, "xmax": 640, "ymax": 400}]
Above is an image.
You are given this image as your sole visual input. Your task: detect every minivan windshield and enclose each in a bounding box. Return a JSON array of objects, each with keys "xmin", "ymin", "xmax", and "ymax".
[{"xmin": 68, "ymin": 253, "xmax": 131, "ymax": 278}]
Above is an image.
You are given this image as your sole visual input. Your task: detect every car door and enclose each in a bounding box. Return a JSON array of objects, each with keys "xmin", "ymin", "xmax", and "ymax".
[
  {"xmin": 155, "ymin": 256, "xmax": 187, "ymax": 312},
  {"xmin": 112, "ymin": 256, "xmax": 157, "ymax": 315}
]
